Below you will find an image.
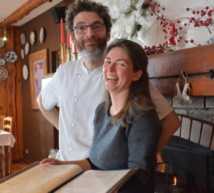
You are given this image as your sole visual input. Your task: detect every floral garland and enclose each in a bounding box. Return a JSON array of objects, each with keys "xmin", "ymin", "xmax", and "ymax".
[
  {"xmin": 95, "ymin": 0, "xmax": 214, "ymax": 55},
  {"xmin": 143, "ymin": 1, "xmax": 213, "ymax": 48}
]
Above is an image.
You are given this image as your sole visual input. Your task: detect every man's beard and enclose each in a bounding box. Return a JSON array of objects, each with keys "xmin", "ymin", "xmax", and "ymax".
[{"xmin": 75, "ymin": 36, "xmax": 107, "ymax": 58}]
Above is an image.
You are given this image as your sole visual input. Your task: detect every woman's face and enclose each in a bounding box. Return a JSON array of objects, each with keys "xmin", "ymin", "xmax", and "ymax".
[{"xmin": 103, "ymin": 47, "xmax": 142, "ymax": 94}]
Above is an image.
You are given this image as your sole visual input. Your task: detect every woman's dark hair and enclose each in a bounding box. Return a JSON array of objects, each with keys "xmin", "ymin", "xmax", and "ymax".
[
  {"xmin": 104, "ymin": 39, "xmax": 155, "ymax": 126},
  {"xmin": 65, "ymin": 0, "xmax": 112, "ymax": 35}
]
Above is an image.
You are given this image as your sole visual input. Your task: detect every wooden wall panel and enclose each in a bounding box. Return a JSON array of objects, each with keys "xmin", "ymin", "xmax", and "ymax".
[
  {"xmin": 148, "ymin": 44, "xmax": 214, "ymax": 78},
  {"xmin": 20, "ymin": 3, "xmax": 65, "ymax": 162},
  {"xmin": 0, "ymin": 27, "xmax": 23, "ymax": 160},
  {"xmin": 14, "ymin": 27, "xmax": 23, "ymax": 160},
  {"xmin": 1, "ymin": 2, "xmax": 66, "ymax": 163},
  {"xmin": 148, "ymin": 44, "xmax": 214, "ymax": 96},
  {"xmin": 151, "ymin": 76, "xmax": 214, "ymax": 96}
]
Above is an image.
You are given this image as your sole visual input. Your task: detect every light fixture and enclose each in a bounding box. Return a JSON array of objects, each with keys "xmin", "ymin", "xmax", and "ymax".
[{"xmin": 3, "ymin": 24, "xmax": 7, "ymax": 41}]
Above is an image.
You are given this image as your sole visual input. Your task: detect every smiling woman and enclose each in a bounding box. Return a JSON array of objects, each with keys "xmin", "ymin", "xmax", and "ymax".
[
  {"xmin": 103, "ymin": 38, "xmax": 152, "ymax": 126},
  {"xmin": 39, "ymin": 39, "xmax": 162, "ymax": 193},
  {"xmin": 103, "ymin": 47, "xmax": 142, "ymax": 96}
]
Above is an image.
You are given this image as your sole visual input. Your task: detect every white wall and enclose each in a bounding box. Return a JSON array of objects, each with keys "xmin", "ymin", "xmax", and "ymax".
[{"xmin": 94, "ymin": 0, "xmax": 214, "ymax": 51}]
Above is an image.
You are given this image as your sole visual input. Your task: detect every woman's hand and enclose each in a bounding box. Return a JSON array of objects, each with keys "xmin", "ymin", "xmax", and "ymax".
[{"xmin": 40, "ymin": 158, "xmax": 61, "ymax": 165}]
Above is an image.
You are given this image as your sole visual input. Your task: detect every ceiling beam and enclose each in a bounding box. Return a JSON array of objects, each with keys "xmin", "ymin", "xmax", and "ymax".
[{"xmin": 0, "ymin": 0, "xmax": 51, "ymax": 28}]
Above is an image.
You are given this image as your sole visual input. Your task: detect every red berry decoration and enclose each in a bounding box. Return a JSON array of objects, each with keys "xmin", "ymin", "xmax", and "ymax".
[{"xmin": 142, "ymin": 1, "xmax": 213, "ymax": 51}]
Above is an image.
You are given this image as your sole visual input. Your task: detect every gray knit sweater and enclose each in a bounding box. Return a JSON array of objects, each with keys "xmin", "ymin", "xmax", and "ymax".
[{"xmin": 89, "ymin": 101, "xmax": 162, "ymax": 185}]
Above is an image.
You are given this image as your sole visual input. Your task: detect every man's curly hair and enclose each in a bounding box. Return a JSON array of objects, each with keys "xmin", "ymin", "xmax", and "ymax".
[{"xmin": 65, "ymin": 0, "xmax": 112, "ymax": 35}]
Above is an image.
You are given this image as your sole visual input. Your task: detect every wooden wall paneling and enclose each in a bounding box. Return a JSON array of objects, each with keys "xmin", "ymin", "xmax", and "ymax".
[
  {"xmin": 0, "ymin": 31, "xmax": 7, "ymax": 115},
  {"xmin": 0, "ymin": 27, "xmax": 23, "ymax": 161},
  {"xmin": 20, "ymin": 4, "xmax": 64, "ymax": 162},
  {"xmin": 148, "ymin": 44, "xmax": 214, "ymax": 96},
  {"xmin": 14, "ymin": 27, "xmax": 23, "ymax": 160},
  {"xmin": 150, "ymin": 76, "xmax": 214, "ymax": 96},
  {"xmin": 189, "ymin": 76, "xmax": 214, "ymax": 96},
  {"xmin": 148, "ymin": 44, "xmax": 214, "ymax": 78},
  {"xmin": 150, "ymin": 78, "xmax": 176, "ymax": 96}
]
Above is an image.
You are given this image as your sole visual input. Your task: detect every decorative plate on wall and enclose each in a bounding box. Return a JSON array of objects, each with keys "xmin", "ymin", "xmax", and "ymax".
[
  {"xmin": 30, "ymin": 30, "xmax": 36, "ymax": 45},
  {"xmin": 39, "ymin": 27, "xmax": 45, "ymax": 43},
  {"xmin": 22, "ymin": 64, "xmax": 29, "ymax": 80},
  {"xmin": 21, "ymin": 48, "xmax": 25, "ymax": 59},
  {"xmin": 20, "ymin": 33, "xmax": 26, "ymax": 45},
  {"xmin": 25, "ymin": 42, "xmax": 30, "ymax": 55},
  {"xmin": 0, "ymin": 58, "xmax": 6, "ymax": 66},
  {"xmin": 0, "ymin": 67, "xmax": 8, "ymax": 81},
  {"xmin": 5, "ymin": 51, "xmax": 18, "ymax": 64}
]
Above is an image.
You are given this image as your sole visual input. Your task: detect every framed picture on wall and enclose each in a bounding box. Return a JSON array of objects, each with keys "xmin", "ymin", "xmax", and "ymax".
[{"xmin": 29, "ymin": 49, "xmax": 48, "ymax": 109}]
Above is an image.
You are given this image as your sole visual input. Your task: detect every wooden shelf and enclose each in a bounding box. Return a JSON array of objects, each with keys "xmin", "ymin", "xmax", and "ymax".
[{"xmin": 148, "ymin": 44, "xmax": 214, "ymax": 96}]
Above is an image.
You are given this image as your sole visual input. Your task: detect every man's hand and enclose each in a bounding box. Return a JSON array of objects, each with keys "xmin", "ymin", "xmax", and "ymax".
[{"xmin": 40, "ymin": 158, "xmax": 61, "ymax": 165}]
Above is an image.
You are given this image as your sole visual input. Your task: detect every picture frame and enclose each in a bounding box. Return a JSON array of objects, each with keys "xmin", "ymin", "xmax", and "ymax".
[{"xmin": 29, "ymin": 49, "xmax": 48, "ymax": 109}]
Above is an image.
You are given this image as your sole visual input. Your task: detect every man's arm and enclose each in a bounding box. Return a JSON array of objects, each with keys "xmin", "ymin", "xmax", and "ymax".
[
  {"xmin": 157, "ymin": 110, "xmax": 181, "ymax": 152},
  {"xmin": 156, "ymin": 111, "xmax": 180, "ymax": 172},
  {"xmin": 37, "ymin": 94, "xmax": 59, "ymax": 130},
  {"xmin": 149, "ymin": 83, "xmax": 181, "ymax": 152}
]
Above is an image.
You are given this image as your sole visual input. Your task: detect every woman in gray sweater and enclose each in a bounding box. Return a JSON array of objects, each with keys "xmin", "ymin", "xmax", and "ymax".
[{"xmin": 41, "ymin": 39, "xmax": 162, "ymax": 192}]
